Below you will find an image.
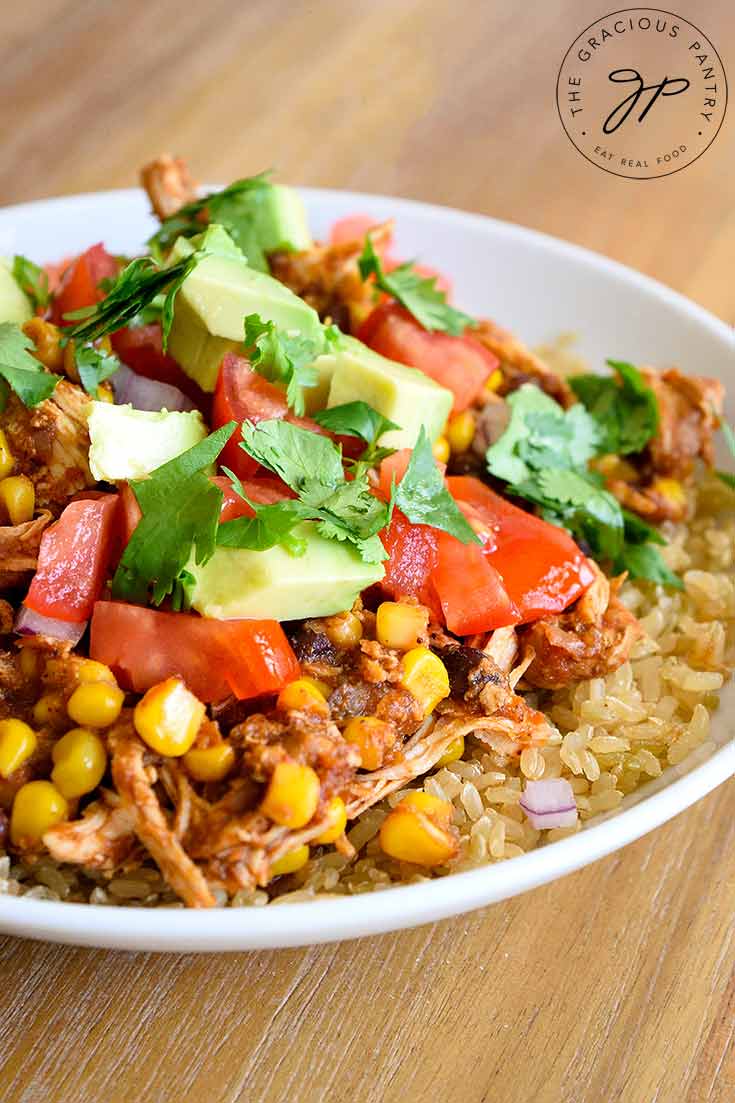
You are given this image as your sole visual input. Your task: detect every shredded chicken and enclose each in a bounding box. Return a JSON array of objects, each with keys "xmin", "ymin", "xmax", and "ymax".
[
  {"xmin": 472, "ymin": 319, "xmax": 574, "ymax": 407},
  {"xmin": 43, "ymin": 793, "xmax": 137, "ymax": 871},
  {"xmin": 518, "ymin": 564, "xmax": 643, "ymax": 689},
  {"xmin": 269, "ymin": 222, "xmax": 394, "ymax": 330},
  {"xmin": 0, "ymin": 512, "xmax": 53, "ymax": 590},
  {"xmin": 110, "ymin": 723, "xmax": 216, "ymax": 908},
  {"xmin": 140, "ymin": 153, "xmax": 198, "ymax": 221},
  {"xmin": 0, "ymin": 382, "xmax": 93, "ymax": 513}
]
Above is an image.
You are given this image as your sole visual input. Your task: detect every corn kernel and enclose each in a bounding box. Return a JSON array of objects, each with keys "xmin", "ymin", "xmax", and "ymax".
[
  {"xmin": 23, "ymin": 318, "xmax": 63, "ymax": 371},
  {"xmin": 33, "ymin": 692, "xmax": 65, "ymax": 727},
  {"xmin": 270, "ymin": 844, "xmax": 310, "ymax": 878},
  {"xmin": 485, "ymin": 369, "xmax": 503, "ymax": 393},
  {"xmin": 184, "ymin": 742, "xmax": 236, "ymax": 783},
  {"xmin": 0, "ymin": 475, "xmax": 35, "ymax": 525},
  {"xmin": 277, "ymin": 678, "xmax": 330, "ymax": 715},
  {"xmin": 342, "ymin": 716, "xmax": 392, "ymax": 772},
  {"xmin": 96, "ymin": 382, "xmax": 114, "ymax": 403},
  {"xmin": 432, "ymin": 436, "xmax": 450, "ymax": 464},
  {"xmin": 447, "ymin": 410, "xmax": 476, "ymax": 454},
  {"xmin": 379, "ymin": 791, "xmax": 457, "ymax": 866},
  {"xmin": 399, "ymin": 646, "xmax": 450, "ymax": 715},
  {"xmin": 0, "ymin": 719, "xmax": 38, "ymax": 779},
  {"xmin": 260, "ymin": 760, "xmax": 321, "ymax": 828},
  {"xmin": 315, "ymin": 796, "xmax": 348, "ymax": 844},
  {"xmin": 51, "ymin": 728, "xmax": 107, "ymax": 799},
  {"xmin": 376, "ymin": 601, "xmax": 428, "ymax": 652},
  {"xmin": 134, "ymin": 677, "xmax": 205, "ymax": 757},
  {"xmin": 652, "ymin": 477, "xmax": 686, "ymax": 508},
  {"xmin": 324, "ymin": 611, "xmax": 363, "ymax": 648},
  {"xmin": 0, "ymin": 429, "xmax": 14, "ymax": 480},
  {"xmin": 436, "ymin": 734, "xmax": 465, "ymax": 767},
  {"xmin": 67, "ymin": 681, "xmax": 124, "ymax": 728},
  {"xmin": 10, "ymin": 780, "xmax": 68, "ymax": 847},
  {"xmin": 19, "ymin": 648, "xmax": 39, "ymax": 679},
  {"xmin": 77, "ymin": 660, "xmax": 116, "ymax": 686}
]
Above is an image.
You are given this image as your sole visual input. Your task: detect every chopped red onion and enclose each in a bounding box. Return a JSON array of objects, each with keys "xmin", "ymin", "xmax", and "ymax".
[
  {"xmin": 15, "ymin": 605, "xmax": 88, "ymax": 646},
  {"xmin": 519, "ymin": 778, "xmax": 578, "ymax": 830},
  {"xmin": 112, "ymin": 362, "xmax": 195, "ymax": 412}
]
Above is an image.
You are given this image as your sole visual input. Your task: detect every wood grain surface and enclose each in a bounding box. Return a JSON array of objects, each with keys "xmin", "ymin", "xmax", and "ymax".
[{"xmin": 1, "ymin": 2, "xmax": 733, "ymax": 1101}]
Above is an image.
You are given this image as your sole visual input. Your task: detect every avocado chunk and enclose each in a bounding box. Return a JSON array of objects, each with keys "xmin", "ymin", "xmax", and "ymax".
[
  {"xmin": 252, "ymin": 185, "xmax": 312, "ymax": 254},
  {"xmin": 0, "ymin": 260, "xmax": 32, "ymax": 324},
  {"xmin": 167, "ymin": 226, "xmax": 322, "ymax": 392},
  {"xmin": 187, "ymin": 522, "xmax": 384, "ymax": 621},
  {"xmin": 322, "ymin": 335, "xmax": 453, "ymax": 448},
  {"xmin": 87, "ymin": 402, "xmax": 207, "ymax": 481}
]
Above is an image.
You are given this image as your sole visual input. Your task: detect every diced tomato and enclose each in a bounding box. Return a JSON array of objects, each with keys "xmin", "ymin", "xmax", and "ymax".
[
  {"xmin": 89, "ymin": 602, "xmax": 300, "ymax": 703},
  {"xmin": 447, "ymin": 477, "xmax": 595, "ymax": 621},
  {"xmin": 432, "ymin": 530, "xmax": 519, "ymax": 635},
  {"xmin": 358, "ymin": 303, "xmax": 497, "ymax": 413},
  {"xmin": 211, "ymin": 353, "xmax": 329, "ymax": 479},
  {"xmin": 25, "ymin": 496, "xmax": 119, "ymax": 623},
  {"xmin": 379, "ymin": 510, "xmax": 442, "ymax": 621},
  {"xmin": 330, "ymin": 215, "xmax": 394, "ymax": 254},
  {"xmin": 49, "ymin": 244, "xmax": 119, "ymax": 326}
]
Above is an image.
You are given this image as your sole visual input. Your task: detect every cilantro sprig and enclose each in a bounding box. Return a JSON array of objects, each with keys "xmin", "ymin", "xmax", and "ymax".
[
  {"xmin": 219, "ymin": 419, "xmax": 391, "ymax": 563},
  {"xmin": 113, "ymin": 422, "xmax": 236, "ymax": 607},
  {"xmin": 313, "ymin": 400, "xmax": 399, "ymax": 470},
  {"xmin": 570, "ymin": 359, "xmax": 659, "ymax": 455},
  {"xmin": 147, "ymin": 173, "xmax": 278, "ymax": 271},
  {"xmin": 243, "ymin": 314, "xmax": 323, "ymax": 416},
  {"xmin": 63, "ymin": 252, "xmax": 202, "ymax": 350},
  {"xmin": 395, "ymin": 427, "xmax": 480, "ymax": 544},
  {"xmin": 0, "ymin": 323, "xmax": 58, "ymax": 410},
  {"xmin": 75, "ymin": 344, "xmax": 121, "ymax": 396},
  {"xmin": 12, "ymin": 255, "xmax": 50, "ymax": 312},
  {"xmin": 486, "ymin": 382, "xmax": 681, "ymax": 588},
  {"xmin": 358, "ymin": 234, "xmax": 472, "ymax": 336}
]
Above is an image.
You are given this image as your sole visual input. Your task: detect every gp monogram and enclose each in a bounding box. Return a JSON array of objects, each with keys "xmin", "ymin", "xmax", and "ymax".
[{"xmin": 556, "ymin": 8, "xmax": 728, "ymax": 179}]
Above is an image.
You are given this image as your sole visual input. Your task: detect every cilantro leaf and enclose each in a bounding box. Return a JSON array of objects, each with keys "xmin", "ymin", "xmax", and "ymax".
[
  {"xmin": 217, "ymin": 499, "xmax": 311, "ymax": 554},
  {"xmin": 75, "ymin": 343, "xmax": 120, "ymax": 396},
  {"xmin": 0, "ymin": 323, "xmax": 58, "ymax": 409},
  {"xmin": 12, "ymin": 255, "xmax": 49, "ymax": 312},
  {"xmin": 717, "ymin": 422, "xmax": 735, "ymax": 489},
  {"xmin": 487, "ymin": 385, "xmax": 601, "ymax": 484},
  {"xmin": 236, "ymin": 419, "xmax": 390, "ymax": 562},
  {"xmin": 313, "ymin": 401, "xmax": 399, "ymax": 445},
  {"xmin": 395, "ymin": 427, "xmax": 480, "ymax": 544},
  {"xmin": 113, "ymin": 422, "xmax": 235, "ymax": 606},
  {"xmin": 147, "ymin": 173, "xmax": 278, "ymax": 271},
  {"xmin": 243, "ymin": 314, "xmax": 322, "ymax": 416},
  {"xmin": 570, "ymin": 359, "xmax": 659, "ymax": 455},
  {"xmin": 358, "ymin": 234, "xmax": 472, "ymax": 336},
  {"xmin": 485, "ymin": 381, "xmax": 680, "ymax": 588},
  {"xmin": 63, "ymin": 253, "xmax": 202, "ymax": 350},
  {"xmin": 241, "ymin": 419, "xmax": 344, "ymax": 490}
]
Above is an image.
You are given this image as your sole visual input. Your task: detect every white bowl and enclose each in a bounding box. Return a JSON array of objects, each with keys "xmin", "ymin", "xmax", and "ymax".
[{"xmin": 0, "ymin": 188, "xmax": 733, "ymax": 951}]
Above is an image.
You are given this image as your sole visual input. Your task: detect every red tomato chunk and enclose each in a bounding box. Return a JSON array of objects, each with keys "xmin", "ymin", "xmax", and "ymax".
[
  {"xmin": 90, "ymin": 603, "xmax": 300, "ymax": 704},
  {"xmin": 25, "ymin": 495, "xmax": 119, "ymax": 622}
]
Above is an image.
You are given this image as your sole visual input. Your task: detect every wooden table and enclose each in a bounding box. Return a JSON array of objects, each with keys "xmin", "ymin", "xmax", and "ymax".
[{"xmin": 1, "ymin": 3, "xmax": 733, "ymax": 1100}]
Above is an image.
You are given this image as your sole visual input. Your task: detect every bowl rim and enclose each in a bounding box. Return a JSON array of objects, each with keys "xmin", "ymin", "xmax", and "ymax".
[{"xmin": 0, "ymin": 186, "xmax": 732, "ymax": 951}]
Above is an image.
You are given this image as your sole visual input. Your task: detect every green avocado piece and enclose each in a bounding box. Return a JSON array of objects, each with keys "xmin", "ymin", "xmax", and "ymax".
[
  {"xmin": 87, "ymin": 402, "xmax": 207, "ymax": 481},
  {"xmin": 187, "ymin": 522, "xmax": 384, "ymax": 621},
  {"xmin": 321, "ymin": 335, "xmax": 453, "ymax": 447},
  {"xmin": 167, "ymin": 226, "xmax": 322, "ymax": 392},
  {"xmin": 0, "ymin": 260, "xmax": 32, "ymax": 324},
  {"xmin": 252, "ymin": 185, "xmax": 312, "ymax": 253}
]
